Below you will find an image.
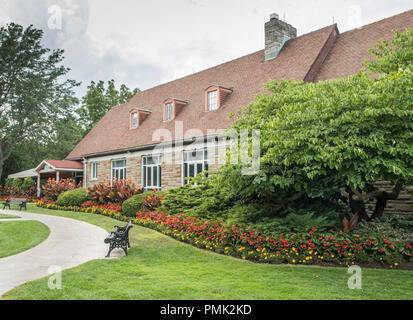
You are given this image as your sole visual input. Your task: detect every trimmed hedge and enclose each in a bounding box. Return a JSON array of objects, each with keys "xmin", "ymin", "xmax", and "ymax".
[
  {"xmin": 122, "ymin": 191, "xmax": 166, "ymax": 217},
  {"xmin": 56, "ymin": 188, "xmax": 89, "ymax": 207}
]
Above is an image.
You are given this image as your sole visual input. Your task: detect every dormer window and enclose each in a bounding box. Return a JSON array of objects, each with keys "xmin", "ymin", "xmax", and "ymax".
[
  {"xmin": 205, "ymin": 85, "xmax": 233, "ymax": 112},
  {"xmin": 207, "ymin": 90, "xmax": 218, "ymax": 111},
  {"xmin": 130, "ymin": 108, "xmax": 152, "ymax": 129},
  {"xmin": 163, "ymin": 99, "xmax": 188, "ymax": 122},
  {"xmin": 131, "ymin": 112, "xmax": 138, "ymax": 129}
]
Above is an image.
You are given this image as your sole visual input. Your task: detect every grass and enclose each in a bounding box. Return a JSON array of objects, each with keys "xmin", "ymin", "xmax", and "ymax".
[
  {"xmin": 0, "ymin": 219, "xmax": 50, "ymax": 258},
  {"xmin": 3, "ymin": 204, "xmax": 413, "ymax": 300},
  {"xmin": 0, "ymin": 214, "xmax": 20, "ymax": 219}
]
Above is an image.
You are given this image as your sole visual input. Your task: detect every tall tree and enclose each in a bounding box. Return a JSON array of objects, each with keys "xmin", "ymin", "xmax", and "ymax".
[
  {"xmin": 0, "ymin": 23, "xmax": 79, "ymax": 180},
  {"xmin": 222, "ymin": 29, "xmax": 413, "ymax": 221},
  {"xmin": 78, "ymin": 79, "xmax": 140, "ymax": 133}
]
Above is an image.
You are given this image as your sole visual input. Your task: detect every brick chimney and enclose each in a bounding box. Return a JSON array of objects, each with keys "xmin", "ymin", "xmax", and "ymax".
[{"xmin": 265, "ymin": 13, "xmax": 297, "ymax": 61}]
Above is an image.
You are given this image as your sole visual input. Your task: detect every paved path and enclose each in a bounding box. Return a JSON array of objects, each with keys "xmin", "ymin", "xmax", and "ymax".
[{"xmin": 0, "ymin": 210, "xmax": 109, "ymax": 297}]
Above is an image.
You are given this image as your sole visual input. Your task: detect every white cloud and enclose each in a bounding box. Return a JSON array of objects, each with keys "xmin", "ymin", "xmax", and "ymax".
[{"xmin": 1, "ymin": 0, "xmax": 412, "ymax": 98}]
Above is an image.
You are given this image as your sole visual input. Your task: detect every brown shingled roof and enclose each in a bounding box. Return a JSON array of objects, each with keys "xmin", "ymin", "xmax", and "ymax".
[
  {"xmin": 67, "ymin": 25, "xmax": 337, "ymax": 159},
  {"xmin": 315, "ymin": 10, "xmax": 413, "ymax": 81},
  {"xmin": 67, "ymin": 9, "xmax": 413, "ymax": 160}
]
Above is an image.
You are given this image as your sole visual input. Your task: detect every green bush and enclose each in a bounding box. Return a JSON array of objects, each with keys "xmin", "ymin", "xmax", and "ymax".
[
  {"xmin": 122, "ymin": 191, "xmax": 153, "ymax": 217},
  {"xmin": 4, "ymin": 178, "xmax": 13, "ymax": 188},
  {"xmin": 356, "ymin": 214, "xmax": 413, "ymax": 243},
  {"xmin": 12, "ymin": 178, "xmax": 23, "ymax": 189},
  {"xmin": 21, "ymin": 177, "xmax": 36, "ymax": 190},
  {"xmin": 56, "ymin": 188, "xmax": 89, "ymax": 207},
  {"xmin": 159, "ymin": 182, "xmax": 231, "ymax": 220}
]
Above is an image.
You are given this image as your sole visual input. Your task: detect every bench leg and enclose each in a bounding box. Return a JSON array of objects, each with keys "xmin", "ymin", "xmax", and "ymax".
[
  {"xmin": 106, "ymin": 244, "xmax": 114, "ymax": 258},
  {"xmin": 123, "ymin": 246, "xmax": 128, "ymax": 256}
]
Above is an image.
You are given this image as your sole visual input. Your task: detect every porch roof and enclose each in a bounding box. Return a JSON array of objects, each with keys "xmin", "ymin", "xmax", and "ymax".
[{"xmin": 35, "ymin": 160, "xmax": 84, "ymax": 173}]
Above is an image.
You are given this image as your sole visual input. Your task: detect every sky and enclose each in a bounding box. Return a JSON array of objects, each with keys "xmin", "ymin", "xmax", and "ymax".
[{"xmin": 1, "ymin": 0, "xmax": 412, "ymax": 97}]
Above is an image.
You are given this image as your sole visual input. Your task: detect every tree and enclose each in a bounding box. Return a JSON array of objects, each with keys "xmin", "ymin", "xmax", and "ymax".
[
  {"xmin": 0, "ymin": 23, "xmax": 79, "ymax": 180},
  {"xmin": 364, "ymin": 29, "xmax": 413, "ymax": 74},
  {"xmin": 78, "ymin": 79, "xmax": 140, "ymax": 133},
  {"xmin": 224, "ymin": 29, "xmax": 413, "ymax": 221}
]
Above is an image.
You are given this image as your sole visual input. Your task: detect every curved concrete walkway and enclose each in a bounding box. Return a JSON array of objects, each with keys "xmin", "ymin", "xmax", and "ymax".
[{"xmin": 0, "ymin": 210, "xmax": 109, "ymax": 297}]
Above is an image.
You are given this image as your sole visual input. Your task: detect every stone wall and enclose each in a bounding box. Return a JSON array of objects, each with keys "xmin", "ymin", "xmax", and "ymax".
[
  {"xmin": 84, "ymin": 145, "xmax": 228, "ymax": 191},
  {"xmin": 367, "ymin": 181, "xmax": 413, "ymax": 215}
]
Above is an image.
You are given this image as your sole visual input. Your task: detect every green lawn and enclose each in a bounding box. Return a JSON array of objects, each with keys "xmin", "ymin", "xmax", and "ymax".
[
  {"xmin": 0, "ymin": 219, "xmax": 50, "ymax": 258},
  {"xmin": 0, "ymin": 214, "xmax": 20, "ymax": 219},
  {"xmin": 3, "ymin": 204, "xmax": 413, "ymax": 300}
]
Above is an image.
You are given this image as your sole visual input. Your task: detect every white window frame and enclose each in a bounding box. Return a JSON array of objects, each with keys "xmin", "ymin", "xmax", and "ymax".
[
  {"xmin": 165, "ymin": 102, "xmax": 174, "ymax": 121},
  {"xmin": 91, "ymin": 162, "xmax": 98, "ymax": 181},
  {"xmin": 111, "ymin": 159, "xmax": 127, "ymax": 183},
  {"xmin": 131, "ymin": 112, "xmax": 138, "ymax": 129},
  {"xmin": 207, "ymin": 90, "xmax": 218, "ymax": 111},
  {"xmin": 142, "ymin": 155, "xmax": 162, "ymax": 191},
  {"xmin": 182, "ymin": 149, "xmax": 208, "ymax": 185}
]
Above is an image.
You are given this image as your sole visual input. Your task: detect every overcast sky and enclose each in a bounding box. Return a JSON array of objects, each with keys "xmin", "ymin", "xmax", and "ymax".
[{"xmin": 1, "ymin": 0, "xmax": 412, "ymax": 97}]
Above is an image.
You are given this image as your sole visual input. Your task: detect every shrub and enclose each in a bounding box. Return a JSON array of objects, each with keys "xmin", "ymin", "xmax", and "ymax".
[
  {"xmin": 357, "ymin": 214, "xmax": 413, "ymax": 243},
  {"xmin": 122, "ymin": 191, "xmax": 153, "ymax": 217},
  {"xmin": 57, "ymin": 188, "xmax": 89, "ymax": 207},
  {"xmin": 21, "ymin": 177, "xmax": 36, "ymax": 190},
  {"xmin": 159, "ymin": 178, "xmax": 231, "ymax": 220},
  {"xmin": 88, "ymin": 179, "xmax": 143, "ymax": 205},
  {"xmin": 12, "ymin": 178, "xmax": 23, "ymax": 190},
  {"xmin": 42, "ymin": 178, "xmax": 80, "ymax": 201},
  {"xmin": 4, "ymin": 178, "xmax": 13, "ymax": 188},
  {"xmin": 142, "ymin": 189, "xmax": 165, "ymax": 211}
]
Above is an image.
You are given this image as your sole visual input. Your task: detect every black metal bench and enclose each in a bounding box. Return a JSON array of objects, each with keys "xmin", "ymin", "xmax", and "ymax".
[
  {"xmin": 2, "ymin": 198, "xmax": 27, "ymax": 211},
  {"xmin": 104, "ymin": 220, "xmax": 133, "ymax": 258}
]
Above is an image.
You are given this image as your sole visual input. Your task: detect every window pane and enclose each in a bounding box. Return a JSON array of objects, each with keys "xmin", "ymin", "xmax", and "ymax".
[
  {"xmin": 166, "ymin": 103, "xmax": 173, "ymax": 121},
  {"xmin": 153, "ymin": 166, "xmax": 158, "ymax": 186},
  {"xmin": 208, "ymin": 90, "xmax": 218, "ymax": 111},
  {"xmin": 189, "ymin": 164, "xmax": 195, "ymax": 177},
  {"xmin": 131, "ymin": 113, "xmax": 138, "ymax": 128},
  {"xmin": 197, "ymin": 163, "xmax": 203, "ymax": 175},
  {"xmin": 148, "ymin": 167, "xmax": 152, "ymax": 186}
]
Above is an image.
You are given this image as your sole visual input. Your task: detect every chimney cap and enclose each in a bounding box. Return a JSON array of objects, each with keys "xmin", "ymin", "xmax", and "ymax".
[{"xmin": 270, "ymin": 13, "xmax": 279, "ymax": 20}]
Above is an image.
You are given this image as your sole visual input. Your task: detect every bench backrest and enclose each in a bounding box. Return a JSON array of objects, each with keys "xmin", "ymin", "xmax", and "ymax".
[{"xmin": 9, "ymin": 198, "xmax": 27, "ymax": 205}]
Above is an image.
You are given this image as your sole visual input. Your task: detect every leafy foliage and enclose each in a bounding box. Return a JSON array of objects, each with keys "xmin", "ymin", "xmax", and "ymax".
[
  {"xmin": 88, "ymin": 179, "xmax": 144, "ymax": 205},
  {"xmin": 42, "ymin": 178, "xmax": 80, "ymax": 201},
  {"xmin": 77, "ymin": 80, "xmax": 140, "ymax": 133},
  {"xmin": 0, "ymin": 23, "xmax": 79, "ymax": 180},
  {"xmin": 21, "ymin": 177, "xmax": 36, "ymax": 191},
  {"xmin": 159, "ymin": 175, "xmax": 231, "ymax": 220},
  {"xmin": 364, "ymin": 28, "xmax": 413, "ymax": 74},
  {"xmin": 224, "ymin": 30, "xmax": 413, "ymax": 221},
  {"xmin": 357, "ymin": 214, "xmax": 413, "ymax": 243},
  {"xmin": 56, "ymin": 188, "xmax": 89, "ymax": 207},
  {"xmin": 142, "ymin": 189, "xmax": 165, "ymax": 212}
]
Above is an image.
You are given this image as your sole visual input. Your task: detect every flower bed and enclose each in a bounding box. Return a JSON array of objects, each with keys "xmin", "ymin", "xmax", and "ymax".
[
  {"xmin": 133, "ymin": 211, "xmax": 413, "ymax": 269},
  {"xmin": 35, "ymin": 199, "xmax": 413, "ymax": 269},
  {"xmin": 36, "ymin": 198, "xmax": 125, "ymax": 220}
]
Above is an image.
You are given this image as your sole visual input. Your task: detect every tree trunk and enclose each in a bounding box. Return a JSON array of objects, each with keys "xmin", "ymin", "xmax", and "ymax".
[
  {"xmin": 347, "ymin": 188, "xmax": 369, "ymax": 221},
  {"xmin": 370, "ymin": 184, "xmax": 403, "ymax": 220}
]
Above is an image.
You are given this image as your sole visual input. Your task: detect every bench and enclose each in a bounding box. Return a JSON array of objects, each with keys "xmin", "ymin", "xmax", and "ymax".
[
  {"xmin": 104, "ymin": 220, "xmax": 133, "ymax": 258},
  {"xmin": 2, "ymin": 198, "xmax": 27, "ymax": 211}
]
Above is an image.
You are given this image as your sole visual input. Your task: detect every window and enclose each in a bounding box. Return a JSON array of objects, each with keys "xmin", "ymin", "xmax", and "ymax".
[
  {"xmin": 165, "ymin": 102, "xmax": 174, "ymax": 121},
  {"xmin": 111, "ymin": 159, "xmax": 126, "ymax": 181},
  {"xmin": 183, "ymin": 150, "xmax": 208, "ymax": 185},
  {"xmin": 142, "ymin": 155, "xmax": 162, "ymax": 191},
  {"xmin": 207, "ymin": 90, "xmax": 218, "ymax": 111},
  {"xmin": 131, "ymin": 112, "xmax": 138, "ymax": 129},
  {"xmin": 91, "ymin": 162, "xmax": 98, "ymax": 180}
]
